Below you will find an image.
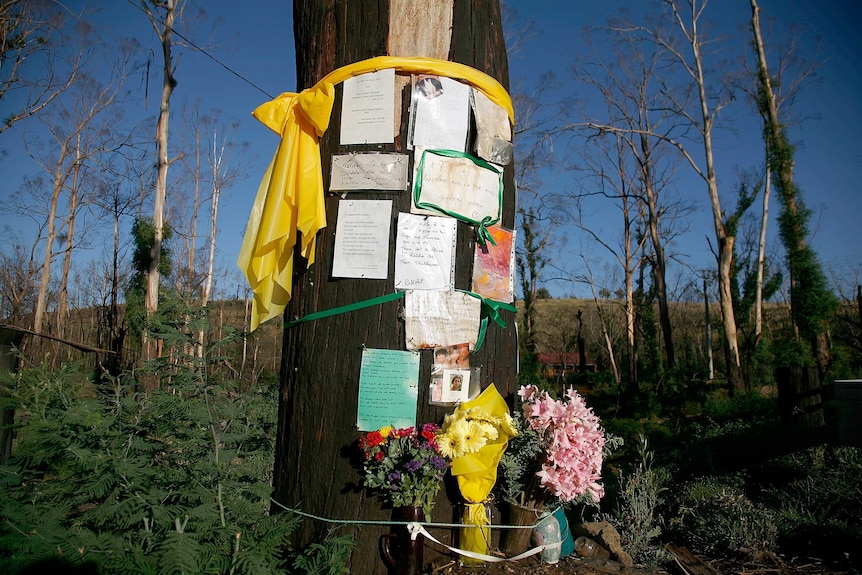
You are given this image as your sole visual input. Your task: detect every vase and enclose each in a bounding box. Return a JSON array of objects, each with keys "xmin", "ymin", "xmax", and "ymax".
[
  {"xmin": 533, "ymin": 511, "xmax": 562, "ymax": 564},
  {"xmin": 501, "ymin": 501, "xmax": 547, "ymax": 557},
  {"xmin": 553, "ymin": 506, "xmax": 575, "ymax": 558},
  {"xmin": 381, "ymin": 506, "xmax": 425, "ymax": 575}
]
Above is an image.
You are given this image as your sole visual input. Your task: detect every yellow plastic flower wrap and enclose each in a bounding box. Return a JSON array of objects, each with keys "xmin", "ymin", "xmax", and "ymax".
[{"xmin": 437, "ymin": 384, "xmax": 517, "ymax": 565}]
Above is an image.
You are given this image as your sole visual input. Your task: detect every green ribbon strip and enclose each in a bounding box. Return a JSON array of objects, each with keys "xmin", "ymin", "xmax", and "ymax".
[
  {"xmin": 283, "ymin": 289, "xmax": 516, "ymax": 354},
  {"xmin": 413, "ymin": 149, "xmax": 503, "ymax": 246},
  {"xmin": 283, "ymin": 291, "xmax": 405, "ymax": 329},
  {"xmin": 458, "ymin": 290, "xmax": 517, "ymax": 352}
]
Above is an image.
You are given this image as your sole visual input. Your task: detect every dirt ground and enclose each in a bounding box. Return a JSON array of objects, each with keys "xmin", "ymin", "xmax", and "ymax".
[{"xmin": 429, "ymin": 549, "xmax": 856, "ymax": 575}]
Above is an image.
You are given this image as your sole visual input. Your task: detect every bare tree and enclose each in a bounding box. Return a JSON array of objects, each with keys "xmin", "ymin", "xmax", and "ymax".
[
  {"xmin": 24, "ymin": 43, "xmax": 130, "ymax": 335},
  {"xmin": 563, "ymin": 20, "xmax": 697, "ymax": 386},
  {"xmin": 0, "ymin": 0, "xmax": 81, "ymax": 134},
  {"xmin": 139, "ymin": 0, "xmax": 182, "ymax": 387},
  {"xmin": 580, "ymin": 0, "xmax": 743, "ymax": 390}
]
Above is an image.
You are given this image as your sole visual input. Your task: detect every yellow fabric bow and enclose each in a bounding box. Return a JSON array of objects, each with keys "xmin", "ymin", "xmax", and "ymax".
[{"xmin": 238, "ymin": 56, "xmax": 513, "ymax": 330}]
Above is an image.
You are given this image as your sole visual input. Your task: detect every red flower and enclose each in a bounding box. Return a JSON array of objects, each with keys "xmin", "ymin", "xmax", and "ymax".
[
  {"xmin": 421, "ymin": 429, "xmax": 436, "ymax": 442},
  {"xmin": 375, "ymin": 450, "xmax": 385, "ymax": 461},
  {"xmin": 393, "ymin": 427, "xmax": 414, "ymax": 438},
  {"xmin": 366, "ymin": 431, "xmax": 384, "ymax": 447}
]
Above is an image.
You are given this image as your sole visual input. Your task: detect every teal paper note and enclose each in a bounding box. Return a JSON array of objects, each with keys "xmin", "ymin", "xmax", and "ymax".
[{"xmin": 356, "ymin": 348, "xmax": 420, "ymax": 431}]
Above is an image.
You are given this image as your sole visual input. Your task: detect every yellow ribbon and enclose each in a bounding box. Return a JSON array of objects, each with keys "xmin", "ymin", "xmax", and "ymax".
[{"xmin": 238, "ymin": 56, "xmax": 514, "ymax": 330}]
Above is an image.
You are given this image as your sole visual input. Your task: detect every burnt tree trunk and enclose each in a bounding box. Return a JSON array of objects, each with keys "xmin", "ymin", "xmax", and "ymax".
[{"xmin": 274, "ymin": 1, "xmax": 517, "ymax": 573}]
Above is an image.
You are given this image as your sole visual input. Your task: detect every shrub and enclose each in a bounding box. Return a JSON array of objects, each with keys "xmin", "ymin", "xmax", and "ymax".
[
  {"xmin": 604, "ymin": 435, "xmax": 672, "ymax": 567},
  {"xmin": 668, "ymin": 476, "xmax": 779, "ymax": 557}
]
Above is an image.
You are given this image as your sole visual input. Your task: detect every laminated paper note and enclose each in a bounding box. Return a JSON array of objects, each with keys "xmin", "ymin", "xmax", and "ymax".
[
  {"xmin": 340, "ymin": 68, "xmax": 395, "ymax": 145},
  {"xmin": 409, "ymin": 74, "xmax": 471, "ymax": 152},
  {"xmin": 356, "ymin": 348, "xmax": 419, "ymax": 431},
  {"xmin": 330, "ymin": 154, "xmax": 409, "ymax": 191},
  {"xmin": 413, "ymin": 150, "xmax": 502, "ymax": 223},
  {"xmin": 471, "ymin": 226, "xmax": 516, "ymax": 302},
  {"xmin": 404, "ymin": 290, "xmax": 481, "ymax": 350},
  {"xmin": 394, "ymin": 212, "xmax": 456, "ymax": 290},
  {"xmin": 332, "ymin": 199, "xmax": 392, "ymax": 279}
]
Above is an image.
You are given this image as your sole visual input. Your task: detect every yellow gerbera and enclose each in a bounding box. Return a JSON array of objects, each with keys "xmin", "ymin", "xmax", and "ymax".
[
  {"xmin": 462, "ymin": 420, "xmax": 488, "ymax": 453},
  {"xmin": 379, "ymin": 426, "xmax": 393, "ymax": 438}
]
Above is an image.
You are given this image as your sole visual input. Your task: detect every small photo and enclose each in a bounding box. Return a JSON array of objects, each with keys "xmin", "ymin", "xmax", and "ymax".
[{"xmin": 441, "ymin": 369, "xmax": 470, "ymax": 404}]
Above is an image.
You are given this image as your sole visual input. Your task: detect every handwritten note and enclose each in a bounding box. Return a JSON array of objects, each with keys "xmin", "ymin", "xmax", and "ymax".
[
  {"xmin": 340, "ymin": 69, "xmax": 395, "ymax": 145},
  {"xmin": 332, "ymin": 199, "xmax": 392, "ymax": 279},
  {"xmin": 356, "ymin": 348, "xmax": 419, "ymax": 431},
  {"xmin": 394, "ymin": 213, "xmax": 456, "ymax": 291},
  {"xmin": 330, "ymin": 154, "xmax": 409, "ymax": 191},
  {"xmin": 414, "ymin": 151, "xmax": 502, "ymax": 223},
  {"xmin": 404, "ymin": 290, "xmax": 481, "ymax": 350}
]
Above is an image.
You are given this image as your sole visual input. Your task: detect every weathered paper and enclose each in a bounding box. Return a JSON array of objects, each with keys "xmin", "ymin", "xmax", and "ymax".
[
  {"xmin": 394, "ymin": 213, "xmax": 456, "ymax": 290},
  {"xmin": 414, "ymin": 151, "xmax": 502, "ymax": 222},
  {"xmin": 409, "ymin": 75, "xmax": 470, "ymax": 151},
  {"xmin": 472, "ymin": 87, "xmax": 513, "ymax": 165},
  {"xmin": 332, "ymin": 199, "xmax": 392, "ymax": 279},
  {"xmin": 330, "ymin": 154, "xmax": 409, "ymax": 191},
  {"xmin": 340, "ymin": 69, "xmax": 395, "ymax": 145},
  {"xmin": 404, "ymin": 290, "xmax": 481, "ymax": 350},
  {"xmin": 356, "ymin": 348, "xmax": 419, "ymax": 431}
]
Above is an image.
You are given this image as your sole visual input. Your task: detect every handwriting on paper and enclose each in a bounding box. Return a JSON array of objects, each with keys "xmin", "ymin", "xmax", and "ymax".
[
  {"xmin": 394, "ymin": 213, "xmax": 456, "ymax": 290},
  {"xmin": 330, "ymin": 154, "xmax": 409, "ymax": 191},
  {"xmin": 356, "ymin": 348, "xmax": 419, "ymax": 431}
]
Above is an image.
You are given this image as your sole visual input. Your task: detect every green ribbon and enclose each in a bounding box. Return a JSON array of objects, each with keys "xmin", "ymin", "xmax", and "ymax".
[
  {"xmin": 284, "ymin": 291, "xmax": 405, "ymax": 329},
  {"xmin": 458, "ymin": 290, "xmax": 517, "ymax": 352},
  {"xmin": 283, "ymin": 289, "xmax": 515, "ymax": 354},
  {"xmin": 413, "ymin": 149, "xmax": 503, "ymax": 246}
]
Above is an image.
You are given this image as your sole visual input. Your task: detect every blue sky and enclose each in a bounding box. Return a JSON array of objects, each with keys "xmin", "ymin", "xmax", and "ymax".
[{"xmin": 1, "ymin": 0, "xmax": 859, "ymax": 301}]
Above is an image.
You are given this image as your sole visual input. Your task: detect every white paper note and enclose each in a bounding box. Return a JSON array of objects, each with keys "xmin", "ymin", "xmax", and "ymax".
[
  {"xmin": 332, "ymin": 199, "xmax": 392, "ymax": 279},
  {"xmin": 330, "ymin": 154, "xmax": 409, "ymax": 191},
  {"xmin": 340, "ymin": 69, "xmax": 395, "ymax": 145},
  {"xmin": 413, "ymin": 150, "xmax": 502, "ymax": 222},
  {"xmin": 409, "ymin": 75, "xmax": 471, "ymax": 151},
  {"xmin": 403, "ymin": 290, "xmax": 481, "ymax": 350},
  {"xmin": 393, "ymin": 213, "xmax": 456, "ymax": 291}
]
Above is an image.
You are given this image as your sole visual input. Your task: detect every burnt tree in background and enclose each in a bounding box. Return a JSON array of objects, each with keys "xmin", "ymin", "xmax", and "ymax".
[{"xmin": 273, "ymin": 1, "xmax": 517, "ymax": 572}]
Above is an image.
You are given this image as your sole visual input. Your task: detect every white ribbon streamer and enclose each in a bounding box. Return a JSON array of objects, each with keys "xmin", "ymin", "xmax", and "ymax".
[{"xmin": 409, "ymin": 522, "xmax": 561, "ymax": 563}]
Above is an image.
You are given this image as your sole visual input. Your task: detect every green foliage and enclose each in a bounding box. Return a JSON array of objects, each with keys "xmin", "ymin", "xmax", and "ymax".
[
  {"xmin": 0, "ymin": 354, "xmax": 297, "ymax": 573},
  {"xmin": 289, "ymin": 535, "xmax": 355, "ymax": 575},
  {"xmin": 604, "ymin": 435, "xmax": 671, "ymax": 567},
  {"xmin": 756, "ymin": 445, "xmax": 862, "ymax": 553},
  {"xmin": 669, "ymin": 475, "xmax": 779, "ymax": 556},
  {"xmin": 496, "ymin": 412, "xmax": 544, "ymax": 505},
  {"xmin": 125, "ymin": 217, "xmax": 176, "ymax": 347}
]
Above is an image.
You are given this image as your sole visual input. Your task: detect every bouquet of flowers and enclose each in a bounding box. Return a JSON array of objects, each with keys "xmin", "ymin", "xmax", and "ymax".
[
  {"xmin": 498, "ymin": 384, "xmax": 607, "ymax": 510},
  {"xmin": 357, "ymin": 424, "xmax": 449, "ymax": 518},
  {"xmin": 435, "ymin": 385, "xmax": 517, "ymax": 564}
]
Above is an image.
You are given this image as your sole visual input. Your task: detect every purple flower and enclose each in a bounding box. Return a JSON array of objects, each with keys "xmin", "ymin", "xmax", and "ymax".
[
  {"xmin": 404, "ymin": 460, "xmax": 421, "ymax": 473},
  {"xmin": 387, "ymin": 471, "xmax": 402, "ymax": 483}
]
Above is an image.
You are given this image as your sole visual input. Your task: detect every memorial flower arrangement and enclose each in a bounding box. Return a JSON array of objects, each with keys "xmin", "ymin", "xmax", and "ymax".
[
  {"xmin": 435, "ymin": 405, "xmax": 518, "ymax": 460},
  {"xmin": 498, "ymin": 384, "xmax": 607, "ymax": 510},
  {"xmin": 358, "ymin": 424, "xmax": 449, "ymax": 518},
  {"xmin": 435, "ymin": 385, "xmax": 518, "ymax": 563}
]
